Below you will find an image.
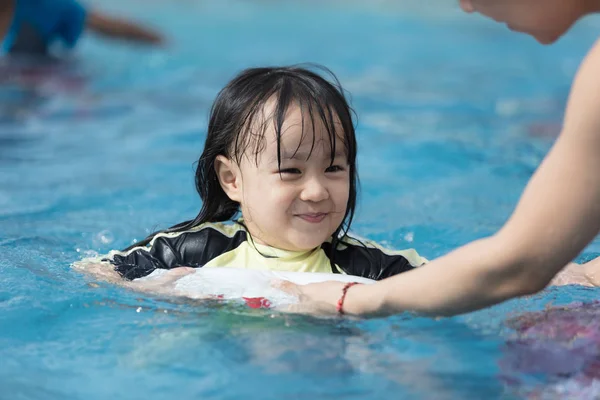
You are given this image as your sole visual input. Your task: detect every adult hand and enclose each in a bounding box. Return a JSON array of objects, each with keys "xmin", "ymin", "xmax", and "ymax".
[
  {"xmin": 273, "ymin": 280, "xmax": 348, "ymax": 316},
  {"xmin": 549, "ymin": 263, "xmax": 595, "ymax": 287}
]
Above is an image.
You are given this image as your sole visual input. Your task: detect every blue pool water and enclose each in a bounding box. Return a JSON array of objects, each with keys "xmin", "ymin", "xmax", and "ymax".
[{"xmin": 2, "ymin": 1, "xmax": 600, "ymax": 398}]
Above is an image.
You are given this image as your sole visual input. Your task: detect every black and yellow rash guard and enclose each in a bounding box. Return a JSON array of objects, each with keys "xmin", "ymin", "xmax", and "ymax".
[{"xmin": 104, "ymin": 221, "xmax": 428, "ymax": 281}]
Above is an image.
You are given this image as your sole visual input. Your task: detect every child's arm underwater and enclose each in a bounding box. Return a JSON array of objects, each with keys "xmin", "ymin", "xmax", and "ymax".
[
  {"xmin": 85, "ymin": 9, "xmax": 164, "ymax": 45},
  {"xmin": 72, "ymin": 260, "xmax": 195, "ymax": 294},
  {"xmin": 72, "ymin": 230, "xmax": 208, "ymax": 293}
]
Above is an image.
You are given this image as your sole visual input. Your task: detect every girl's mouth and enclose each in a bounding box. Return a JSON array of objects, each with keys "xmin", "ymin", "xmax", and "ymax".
[{"xmin": 296, "ymin": 213, "xmax": 327, "ymax": 223}]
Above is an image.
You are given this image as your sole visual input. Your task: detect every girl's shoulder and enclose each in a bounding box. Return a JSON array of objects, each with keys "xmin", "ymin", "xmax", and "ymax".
[{"xmin": 335, "ymin": 232, "xmax": 429, "ymax": 266}]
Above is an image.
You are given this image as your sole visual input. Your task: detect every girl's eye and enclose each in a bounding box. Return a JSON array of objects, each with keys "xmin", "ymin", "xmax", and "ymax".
[
  {"xmin": 325, "ymin": 165, "xmax": 345, "ymax": 173},
  {"xmin": 279, "ymin": 168, "xmax": 302, "ymax": 174}
]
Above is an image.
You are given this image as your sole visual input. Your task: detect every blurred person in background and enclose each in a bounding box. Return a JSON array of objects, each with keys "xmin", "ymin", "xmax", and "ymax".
[{"xmin": 0, "ymin": 0, "xmax": 163, "ymax": 57}]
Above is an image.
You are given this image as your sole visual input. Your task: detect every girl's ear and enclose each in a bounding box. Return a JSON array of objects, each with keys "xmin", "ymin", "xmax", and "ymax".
[{"xmin": 215, "ymin": 155, "xmax": 242, "ymax": 202}]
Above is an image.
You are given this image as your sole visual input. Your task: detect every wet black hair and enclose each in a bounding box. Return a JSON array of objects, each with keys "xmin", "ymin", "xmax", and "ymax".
[{"xmin": 126, "ymin": 64, "xmax": 358, "ymax": 269}]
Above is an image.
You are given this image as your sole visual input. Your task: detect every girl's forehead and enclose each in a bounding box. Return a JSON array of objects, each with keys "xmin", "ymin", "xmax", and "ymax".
[
  {"xmin": 243, "ymin": 98, "xmax": 349, "ymax": 162},
  {"xmin": 268, "ymin": 116, "xmax": 346, "ymax": 153},
  {"xmin": 259, "ymin": 97, "xmax": 343, "ymax": 129}
]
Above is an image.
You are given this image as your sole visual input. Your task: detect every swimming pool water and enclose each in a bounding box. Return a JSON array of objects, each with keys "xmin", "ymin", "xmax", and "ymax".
[{"xmin": 1, "ymin": 1, "xmax": 600, "ymax": 398}]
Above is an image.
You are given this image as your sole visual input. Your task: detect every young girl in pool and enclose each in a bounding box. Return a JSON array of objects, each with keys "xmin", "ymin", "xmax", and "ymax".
[
  {"xmin": 76, "ymin": 64, "xmax": 597, "ymax": 298},
  {"xmin": 76, "ymin": 65, "xmax": 428, "ymax": 288}
]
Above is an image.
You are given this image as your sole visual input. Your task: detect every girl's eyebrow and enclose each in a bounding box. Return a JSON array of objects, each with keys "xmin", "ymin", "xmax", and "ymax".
[{"xmin": 269, "ymin": 150, "xmax": 347, "ymax": 163}]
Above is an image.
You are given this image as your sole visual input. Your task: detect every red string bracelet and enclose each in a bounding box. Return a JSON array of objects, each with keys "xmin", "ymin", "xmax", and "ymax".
[{"xmin": 336, "ymin": 282, "xmax": 361, "ymax": 315}]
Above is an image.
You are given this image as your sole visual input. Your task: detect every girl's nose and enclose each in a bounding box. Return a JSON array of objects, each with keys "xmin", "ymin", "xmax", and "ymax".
[{"xmin": 299, "ymin": 177, "xmax": 329, "ymax": 203}]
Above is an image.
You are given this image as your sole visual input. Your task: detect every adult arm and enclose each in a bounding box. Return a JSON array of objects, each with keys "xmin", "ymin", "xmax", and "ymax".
[{"xmin": 280, "ymin": 39, "xmax": 600, "ymax": 317}]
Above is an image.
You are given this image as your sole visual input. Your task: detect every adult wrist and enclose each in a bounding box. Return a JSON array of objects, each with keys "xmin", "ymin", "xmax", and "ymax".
[{"xmin": 342, "ymin": 282, "xmax": 385, "ymax": 317}]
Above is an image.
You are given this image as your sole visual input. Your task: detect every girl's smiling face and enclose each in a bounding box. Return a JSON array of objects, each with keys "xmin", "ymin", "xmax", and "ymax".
[{"xmin": 216, "ymin": 102, "xmax": 350, "ymax": 252}]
